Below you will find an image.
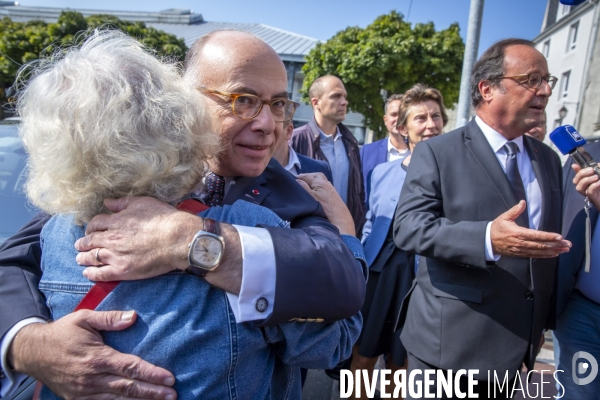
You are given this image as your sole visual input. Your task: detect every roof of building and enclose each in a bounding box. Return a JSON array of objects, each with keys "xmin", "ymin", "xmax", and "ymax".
[
  {"xmin": 148, "ymin": 22, "xmax": 318, "ymax": 62},
  {"xmin": 0, "ymin": 3, "xmax": 319, "ymax": 61}
]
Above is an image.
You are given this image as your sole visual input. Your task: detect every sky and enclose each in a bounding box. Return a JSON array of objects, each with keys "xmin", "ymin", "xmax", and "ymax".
[{"xmin": 17, "ymin": 0, "xmax": 549, "ymax": 56}]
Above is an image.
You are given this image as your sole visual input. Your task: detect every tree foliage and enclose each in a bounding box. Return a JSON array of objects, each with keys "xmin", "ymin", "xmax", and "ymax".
[
  {"xmin": 301, "ymin": 11, "xmax": 464, "ymax": 138},
  {"xmin": 0, "ymin": 11, "xmax": 187, "ymax": 90}
]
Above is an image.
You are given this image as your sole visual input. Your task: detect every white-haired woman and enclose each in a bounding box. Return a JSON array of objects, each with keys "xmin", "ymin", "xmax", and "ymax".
[{"xmin": 18, "ymin": 30, "xmax": 361, "ymax": 399}]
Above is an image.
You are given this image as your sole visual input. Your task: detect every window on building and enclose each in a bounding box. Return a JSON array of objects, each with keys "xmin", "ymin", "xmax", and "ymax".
[
  {"xmin": 567, "ymin": 21, "xmax": 579, "ymax": 51},
  {"xmin": 543, "ymin": 40, "xmax": 550, "ymax": 57},
  {"xmin": 560, "ymin": 4, "xmax": 570, "ymax": 18},
  {"xmin": 561, "ymin": 70, "xmax": 571, "ymax": 98}
]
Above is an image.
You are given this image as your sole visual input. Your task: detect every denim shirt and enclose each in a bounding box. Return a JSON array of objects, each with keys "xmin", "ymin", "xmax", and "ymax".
[{"xmin": 39, "ymin": 200, "xmax": 363, "ymax": 399}]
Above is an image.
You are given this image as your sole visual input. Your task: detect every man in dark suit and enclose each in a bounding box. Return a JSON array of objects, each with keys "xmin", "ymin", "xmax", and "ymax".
[
  {"xmin": 394, "ymin": 38, "xmax": 570, "ymax": 398},
  {"xmin": 272, "ymin": 118, "xmax": 333, "ymax": 181},
  {"xmin": 0, "ymin": 31, "xmax": 366, "ymax": 399},
  {"xmin": 554, "ymin": 141, "xmax": 600, "ymax": 398},
  {"xmin": 359, "ymin": 94, "xmax": 409, "ymax": 204}
]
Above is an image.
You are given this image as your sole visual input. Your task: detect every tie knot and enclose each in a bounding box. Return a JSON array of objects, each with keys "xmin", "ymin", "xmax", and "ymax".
[
  {"xmin": 201, "ymin": 173, "xmax": 225, "ymax": 207},
  {"xmin": 504, "ymin": 142, "xmax": 519, "ymax": 156}
]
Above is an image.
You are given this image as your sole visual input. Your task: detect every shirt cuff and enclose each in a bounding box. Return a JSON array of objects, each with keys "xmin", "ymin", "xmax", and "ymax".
[
  {"xmin": 485, "ymin": 221, "xmax": 501, "ymax": 262},
  {"xmin": 1, "ymin": 318, "xmax": 47, "ymax": 398},
  {"xmin": 340, "ymin": 234, "xmax": 368, "ymax": 280},
  {"xmin": 225, "ymin": 225, "xmax": 276, "ymax": 323}
]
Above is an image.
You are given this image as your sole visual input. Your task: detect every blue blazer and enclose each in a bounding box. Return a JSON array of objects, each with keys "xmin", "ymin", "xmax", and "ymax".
[
  {"xmin": 361, "ymin": 158, "xmax": 406, "ymax": 267},
  {"xmin": 297, "ymin": 153, "xmax": 333, "ymax": 183},
  {"xmin": 556, "ymin": 141, "xmax": 600, "ymax": 317},
  {"xmin": 360, "ymin": 138, "xmax": 389, "ymax": 203}
]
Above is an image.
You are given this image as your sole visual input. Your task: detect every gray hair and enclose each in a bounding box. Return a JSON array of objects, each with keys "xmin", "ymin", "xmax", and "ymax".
[
  {"xmin": 18, "ymin": 29, "xmax": 219, "ymax": 224},
  {"xmin": 470, "ymin": 38, "xmax": 535, "ymax": 108}
]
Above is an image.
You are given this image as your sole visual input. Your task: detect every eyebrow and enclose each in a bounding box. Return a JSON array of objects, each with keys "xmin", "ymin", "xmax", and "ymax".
[{"xmin": 228, "ymin": 85, "xmax": 289, "ymax": 99}]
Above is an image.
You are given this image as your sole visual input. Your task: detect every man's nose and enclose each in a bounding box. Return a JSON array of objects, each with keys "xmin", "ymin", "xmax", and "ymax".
[
  {"xmin": 252, "ymin": 103, "xmax": 276, "ymax": 135},
  {"xmin": 537, "ymin": 79, "xmax": 552, "ymax": 97}
]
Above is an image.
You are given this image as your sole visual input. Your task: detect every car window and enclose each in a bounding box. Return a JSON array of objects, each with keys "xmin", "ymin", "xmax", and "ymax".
[{"xmin": 0, "ymin": 120, "xmax": 39, "ymax": 244}]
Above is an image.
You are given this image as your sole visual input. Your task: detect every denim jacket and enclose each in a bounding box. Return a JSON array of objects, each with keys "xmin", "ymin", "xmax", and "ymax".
[{"xmin": 39, "ymin": 200, "xmax": 363, "ymax": 399}]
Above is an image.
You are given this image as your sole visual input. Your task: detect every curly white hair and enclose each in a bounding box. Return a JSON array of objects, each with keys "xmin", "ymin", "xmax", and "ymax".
[{"xmin": 18, "ymin": 29, "xmax": 219, "ymax": 223}]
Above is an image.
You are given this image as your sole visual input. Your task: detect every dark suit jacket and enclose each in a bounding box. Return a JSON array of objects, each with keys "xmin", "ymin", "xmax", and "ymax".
[
  {"xmin": 0, "ymin": 159, "xmax": 367, "ymax": 338},
  {"xmin": 556, "ymin": 141, "xmax": 600, "ymax": 317},
  {"xmin": 360, "ymin": 138, "xmax": 388, "ymax": 203},
  {"xmin": 296, "ymin": 153, "xmax": 333, "ymax": 183},
  {"xmin": 292, "ymin": 118, "xmax": 366, "ymax": 234},
  {"xmin": 393, "ymin": 119, "xmax": 562, "ymax": 378}
]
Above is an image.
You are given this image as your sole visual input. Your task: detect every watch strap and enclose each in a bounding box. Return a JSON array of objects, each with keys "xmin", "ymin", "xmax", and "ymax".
[{"xmin": 203, "ymin": 217, "xmax": 220, "ymax": 236}]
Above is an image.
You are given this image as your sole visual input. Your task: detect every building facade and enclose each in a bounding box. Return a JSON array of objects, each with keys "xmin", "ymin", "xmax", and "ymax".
[{"xmin": 534, "ymin": 0, "xmax": 600, "ymax": 141}]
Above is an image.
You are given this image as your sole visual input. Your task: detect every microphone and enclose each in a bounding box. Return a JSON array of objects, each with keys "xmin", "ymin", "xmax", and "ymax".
[
  {"xmin": 550, "ymin": 125, "xmax": 600, "ymax": 177},
  {"xmin": 560, "ymin": 0, "xmax": 587, "ymax": 5}
]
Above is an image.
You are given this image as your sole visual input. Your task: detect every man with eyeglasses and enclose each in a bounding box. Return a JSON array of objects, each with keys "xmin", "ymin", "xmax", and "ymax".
[
  {"xmin": 394, "ymin": 38, "xmax": 570, "ymax": 398},
  {"xmin": 0, "ymin": 30, "xmax": 366, "ymax": 399}
]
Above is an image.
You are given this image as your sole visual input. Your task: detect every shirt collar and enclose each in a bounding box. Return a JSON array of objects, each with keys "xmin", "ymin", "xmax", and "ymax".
[
  {"xmin": 387, "ymin": 136, "xmax": 409, "ymax": 156},
  {"xmin": 475, "ymin": 116, "xmax": 524, "ymax": 154},
  {"xmin": 285, "ymin": 145, "xmax": 301, "ymax": 172},
  {"xmin": 319, "ymin": 126, "xmax": 342, "ymax": 141}
]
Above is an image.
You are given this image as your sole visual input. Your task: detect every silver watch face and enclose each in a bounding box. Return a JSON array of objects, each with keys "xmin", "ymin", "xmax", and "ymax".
[{"xmin": 191, "ymin": 234, "xmax": 223, "ymax": 269}]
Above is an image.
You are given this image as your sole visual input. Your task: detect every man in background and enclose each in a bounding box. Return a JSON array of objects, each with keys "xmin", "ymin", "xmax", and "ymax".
[
  {"xmin": 554, "ymin": 141, "xmax": 600, "ymax": 398},
  {"xmin": 292, "ymin": 75, "xmax": 365, "ymax": 234},
  {"xmin": 360, "ymin": 94, "xmax": 409, "ymax": 203},
  {"xmin": 273, "ymin": 118, "xmax": 332, "ymax": 181},
  {"xmin": 525, "ymin": 110, "xmax": 547, "ymax": 141}
]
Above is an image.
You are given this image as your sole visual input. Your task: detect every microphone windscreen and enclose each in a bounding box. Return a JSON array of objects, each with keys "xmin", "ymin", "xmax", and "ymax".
[
  {"xmin": 549, "ymin": 125, "xmax": 587, "ymax": 155},
  {"xmin": 559, "ymin": 0, "xmax": 587, "ymax": 5}
]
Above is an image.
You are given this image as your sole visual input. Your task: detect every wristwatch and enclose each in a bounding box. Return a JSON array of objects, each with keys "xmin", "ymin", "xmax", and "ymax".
[{"xmin": 186, "ymin": 218, "xmax": 225, "ymax": 277}]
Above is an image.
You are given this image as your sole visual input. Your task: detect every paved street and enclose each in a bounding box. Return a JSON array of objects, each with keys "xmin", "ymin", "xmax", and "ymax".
[{"xmin": 303, "ymin": 332, "xmax": 558, "ymax": 399}]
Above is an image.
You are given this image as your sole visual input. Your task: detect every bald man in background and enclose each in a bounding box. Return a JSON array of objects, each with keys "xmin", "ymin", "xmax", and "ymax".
[{"xmin": 292, "ymin": 75, "xmax": 365, "ymax": 234}]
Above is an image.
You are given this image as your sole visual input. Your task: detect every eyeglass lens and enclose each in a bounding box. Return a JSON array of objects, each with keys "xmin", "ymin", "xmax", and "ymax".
[
  {"xmin": 528, "ymin": 74, "xmax": 557, "ymax": 90},
  {"xmin": 233, "ymin": 95, "xmax": 294, "ymax": 122}
]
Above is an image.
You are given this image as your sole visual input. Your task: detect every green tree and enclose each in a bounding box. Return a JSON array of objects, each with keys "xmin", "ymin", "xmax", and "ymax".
[
  {"xmin": 0, "ymin": 11, "xmax": 187, "ymax": 107},
  {"xmin": 301, "ymin": 11, "xmax": 464, "ymax": 138}
]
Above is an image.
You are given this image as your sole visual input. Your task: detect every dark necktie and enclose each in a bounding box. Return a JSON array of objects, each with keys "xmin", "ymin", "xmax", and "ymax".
[
  {"xmin": 504, "ymin": 142, "xmax": 529, "ymax": 227},
  {"xmin": 201, "ymin": 173, "xmax": 225, "ymax": 206}
]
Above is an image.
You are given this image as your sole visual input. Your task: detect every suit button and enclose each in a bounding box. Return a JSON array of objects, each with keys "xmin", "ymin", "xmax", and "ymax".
[{"xmin": 526, "ymin": 291, "xmax": 534, "ymax": 301}]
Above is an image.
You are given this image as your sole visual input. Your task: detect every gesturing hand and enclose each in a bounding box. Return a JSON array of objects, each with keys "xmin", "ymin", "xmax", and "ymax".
[
  {"xmin": 490, "ymin": 200, "xmax": 571, "ymax": 258},
  {"xmin": 9, "ymin": 310, "xmax": 176, "ymax": 400},
  {"xmin": 74, "ymin": 197, "xmax": 203, "ymax": 281}
]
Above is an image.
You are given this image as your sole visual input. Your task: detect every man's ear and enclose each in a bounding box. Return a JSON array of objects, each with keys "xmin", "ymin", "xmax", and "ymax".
[
  {"xmin": 310, "ymin": 97, "xmax": 319, "ymax": 110},
  {"xmin": 479, "ymin": 80, "xmax": 494, "ymax": 102}
]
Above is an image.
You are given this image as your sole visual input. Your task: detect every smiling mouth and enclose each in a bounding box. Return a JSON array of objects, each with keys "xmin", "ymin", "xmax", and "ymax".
[{"xmin": 240, "ymin": 144, "xmax": 269, "ymax": 151}]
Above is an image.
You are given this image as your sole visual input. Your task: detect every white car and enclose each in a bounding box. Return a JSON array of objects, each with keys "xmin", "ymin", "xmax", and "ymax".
[{"xmin": 0, "ymin": 118, "xmax": 38, "ymax": 244}]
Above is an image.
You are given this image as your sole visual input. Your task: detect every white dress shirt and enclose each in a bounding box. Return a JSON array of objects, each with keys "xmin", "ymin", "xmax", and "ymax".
[
  {"xmin": 475, "ymin": 116, "xmax": 542, "ymax": 261},
  {"xmin": 387, "ymin": 138, "xmax": 409, "ymax": 162},
  {"xmin": 283, "ymin": 145, "xmax": 301, "ymax": 176}
]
